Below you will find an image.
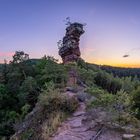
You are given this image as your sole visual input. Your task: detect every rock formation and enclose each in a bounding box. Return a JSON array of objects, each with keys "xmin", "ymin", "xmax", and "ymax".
[{"xmin": 58, "ymin": 22, "xmax": 85, "ymax": 64}]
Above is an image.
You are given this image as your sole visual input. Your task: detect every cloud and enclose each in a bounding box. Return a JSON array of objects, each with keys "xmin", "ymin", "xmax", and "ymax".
[{"xmin": 123, "ymin": 54, "xmax": 129, "ymax": 58}]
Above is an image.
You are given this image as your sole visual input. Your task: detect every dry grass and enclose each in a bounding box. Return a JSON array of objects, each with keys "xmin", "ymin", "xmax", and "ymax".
[
  {"xmin": 42, "ymin": 111, "xmax": 66, "ymax": 139},
  {"xmin": 39, "ymin": 89, "xmax": 78, "ymax": 139}
]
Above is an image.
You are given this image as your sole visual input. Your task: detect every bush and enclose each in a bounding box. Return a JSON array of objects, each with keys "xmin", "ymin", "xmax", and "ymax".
[
  {"xmin": 92, "ymin": 93, "xmax": 115, "ymax": 107},
  {"xmin": 132, "ymin": 86, "xmax": 140, "ymax": 119},
  {"xmin": 20, "ymin": 128, "xmax": 34, "ymax": 140},
  {"xmin": 42, "ymin": 111, "xmax": 65, "ymax": 139},
  {"xmin": 77, "ymin": 68, "xmax": 96, "ymax": 86},
  {"xmin": 94, "ymin": 71, "xmax": 122, "ymax": 94},
  {"xmin": 89, "ymin": 89, "xmax": 137, "ymax": 126},
  {"xmin": 86, "ymin": 86, "xmax": 106, "ymax": 97},
  {"xmin": 18, "ymin": 76, "xmax": 39, "ymax": 107},
  {"xmin": 39, "ymin": 89, "xmax": 78, "ymax": 114},
  {"xmin": 37, "ymin": 87, "xmax": 79, "ymax": 139},
  {"xmin": 36, "ymin": 56, "xmax": 67, "ymax": 87}
]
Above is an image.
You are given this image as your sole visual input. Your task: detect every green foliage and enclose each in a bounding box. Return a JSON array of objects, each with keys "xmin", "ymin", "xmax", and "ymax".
[
  {"xmin": 77, "ymin": 68, "xmax": 96, "ymax": 86},
  {"xmin": 94, "ymin": 71, "xmax": 122, "ymax": 94},
  {"xmin": 86, "ymin": 86, "xmax": 107, "ymax": 97},
  {"xmin": 121, "ymin": 77, "xmax": 135, "ymax": 93},
  {"xmin": 39, "ymin": 87, "xmax": 78, "ymax": 114},
  {"xmin": 91, "ymin": 92, "xmax": 115, "ymax": 107},
  {"xmin": 0, "ymin": 84, "xmax": 8, "ymax": 99},
  {"xmin": 132, "ymin": 87, "xmax": 140, "ymax": 119},
  {"xmin": 77, "ymin": 58, "xmax": 88, "ymax": 69},
  {"xmin": 19, "ymin": 76, "xmax": 38, "ymax": 107},
  {"xmin": 20, "ymin": 129, "xmax": 34, "ymax": 140},
  {"xmin": 20, "ymin": 104, "xmax": 30, "ymax": 120},
  {"xmin": 0, "ymin": 83, "xmax": 6, "ymax": 92},
  {"xmin": 77, "ymin": 59, "xmax": 99, "ymax": 72},
  {"xmin": 42, "ymin": 81, "xmax": 55, "ymax": 93},
  {"xmin": 0, "ymin": 120, "xmax": 15, "ymax": 137},
  {"xmin": 42, "ymin": 111, "xmax": 66, "ymax": 139},
  {"xmin": 6, "ymin": 111, "xmax": 20, "ymax": 122},
  {"xmin": 116, "ymin": 90, "xmax": 132, "ymax": 110},
  {"xmin": 10, "ymin": 51, "xmax": 29, "ymax": 64},
  {"xmin": 20, "ymin": 84, "xmax": 79, "ymax": 139},
  {"xmin": 100, "ymin": 65, "xmax": 140, "ymax": 80},
  {"xmin": 0, "ymin": 53, "xmax": 68, "ymax": 138},
  {"xmin": 90, "ymin": 89, "xmax": 136, "ymax": 125},
  {"xmin": 36, "ymin": 56, "xmax": 67, "ymax": 87}
]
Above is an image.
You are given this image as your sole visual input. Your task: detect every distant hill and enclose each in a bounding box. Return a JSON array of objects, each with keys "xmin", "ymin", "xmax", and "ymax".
[{"xmin": 99, "ymin": 65, "xmax": 140, "ymax": 79}]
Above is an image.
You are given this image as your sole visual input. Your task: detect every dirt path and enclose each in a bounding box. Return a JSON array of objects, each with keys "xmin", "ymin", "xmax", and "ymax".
[
  {"xmin": 50, "ymin": 102, "xmax": 96, "ymax": 140},
  {"xmin": 50, "ymin": 91, "xmax": 122, "ymax": 140}
]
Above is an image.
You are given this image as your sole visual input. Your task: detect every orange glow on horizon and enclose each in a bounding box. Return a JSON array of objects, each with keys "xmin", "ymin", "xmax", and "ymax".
[
  {"xmin": 83, "ymin": 56, "xmax": 140, "ymax": 68},
  {"xmin": 83, "ymin": 54, "xmax": 140, "ymax": 68},
  {"xmin": 88, "ymin": 61, "xmax": 140, "ymax": 68}
]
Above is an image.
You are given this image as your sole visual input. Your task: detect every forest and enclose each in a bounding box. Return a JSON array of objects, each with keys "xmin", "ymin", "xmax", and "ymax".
[
  {"xmin": 0, "ymin": 51, "xmax": 140, "ymax": 139},
  {"xmin": 100, "ymin": 65, "xmax": 140, "ymax": 80}
]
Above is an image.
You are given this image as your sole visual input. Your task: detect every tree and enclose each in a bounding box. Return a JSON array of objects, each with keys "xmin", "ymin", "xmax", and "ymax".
[
  {"xmin": 11, "ymin": 51, "xmax": 29, "ymax": 64},
  {"xmin": 36, "ymin": 56, "xmax": 67, "ymax": 87},
  {"xmin": 10, "ymin": 51, "xmax": 30, "ymax": 79},
  {"xmin": 132, "ymin": 86, "xmax": 140, "ymax": 118},
  {"xmin": 19, "ymin": 76, "xmax": 39, "ymax": 108},
  {"xmin": 121, "ymin": 77, "xmax": 134, "ymax": 93},
  {"xmin": 0, "ymin": 59, "xmax": 9, "ymax": 84},
  {"xmin": 94, "ymin": 71, "xmax": 122, "ymax": 94}
]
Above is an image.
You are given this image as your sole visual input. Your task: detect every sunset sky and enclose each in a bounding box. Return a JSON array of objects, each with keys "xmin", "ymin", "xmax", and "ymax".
[{"xmin": 0, "ymin": 0, "xmax": 140, "ymax": 67}]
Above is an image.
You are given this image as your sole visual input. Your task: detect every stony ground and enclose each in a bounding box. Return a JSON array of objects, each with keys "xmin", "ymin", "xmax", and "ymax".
[
  {"xmin": 49, "ymin": 91, "xmax": 123, "ymax": 140},
  {"xmin": 10, "ymin": 90, "xmax": 139, "ymax": 140}
]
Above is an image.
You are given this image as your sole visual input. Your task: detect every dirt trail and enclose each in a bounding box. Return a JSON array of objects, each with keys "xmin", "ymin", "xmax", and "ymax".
[{"xmin": 50, "ymin": 91, "xmax": 122, "ymax": 140}]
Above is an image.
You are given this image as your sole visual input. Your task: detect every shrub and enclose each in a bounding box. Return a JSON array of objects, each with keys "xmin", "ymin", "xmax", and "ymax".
[
  {"xmin": 77, "ymin": 68, "xmax": 96, "ymax": 86},
  {"xmin": 37, "ymin": 87, "xmax": 79, "ymax": 139},
  {"xmin": 93, "ymin": 93, "xmax": 115, "ymax": 107},
  {"xmin": 89, "ymin": 89, "xmax": 137, "ymax": 126},
  {"xmin": 42, "ymin": 111, "xmax": 65, "ymax": 139},
  {"xmin": 86, "ymin": 86, "xmax": 106, "ymax": 97},
  {"xmin": 94, "ymin": 71, "xmax": 122, "ymax": 94},
  {"xmin": 20, "ymin": 104, "xmax": 30, "ymax": 120},
  {"xmin": 39, "ymin": 89, "xmax": 78, "ymax": 114},
  {"xmin": 20, "ymin": 129, "xmax": 34, "ymax": 140},
  {"xmin": 132, "ymin": 86, "xmax": 140, "ymax": 119}
]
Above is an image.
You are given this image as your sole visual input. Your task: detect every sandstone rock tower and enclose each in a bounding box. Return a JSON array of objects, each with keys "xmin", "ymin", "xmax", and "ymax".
[{"xmin": 58, "ymin": 21, "xmax": 85, "ymax": 64}]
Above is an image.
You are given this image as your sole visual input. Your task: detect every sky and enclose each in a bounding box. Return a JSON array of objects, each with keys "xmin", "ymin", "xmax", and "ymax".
[{"xmin": 0, "ymin": 0, "xmax": 140, "ymax": 67}]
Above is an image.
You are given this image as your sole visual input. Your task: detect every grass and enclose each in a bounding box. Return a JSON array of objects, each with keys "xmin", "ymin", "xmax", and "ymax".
[
  {"xmin": 42, "ymin": 111, "xmax": 66, "ymax": 139},
  {"xmin": 39, "ymin": 88, "xmax": 79, "ymax": 139}
]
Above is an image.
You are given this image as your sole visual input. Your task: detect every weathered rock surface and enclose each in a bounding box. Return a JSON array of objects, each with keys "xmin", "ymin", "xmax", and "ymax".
[
  {"xmin": 58, "ymin": 22, "xmax": 85, "ymax": 64},
  {"xmin": 50, "ymin": 91, "xmax": 124, "ymax": 140},
  {"xmin": 50, "ymin": 102, "xmax": 97, "ymax": 140}
]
